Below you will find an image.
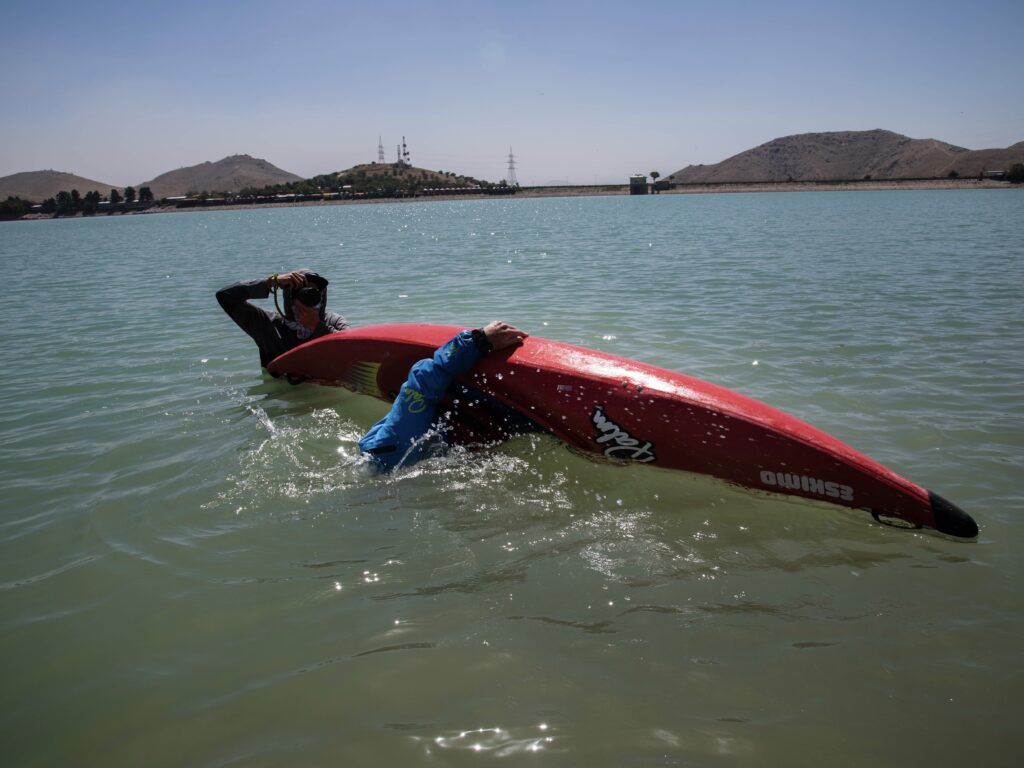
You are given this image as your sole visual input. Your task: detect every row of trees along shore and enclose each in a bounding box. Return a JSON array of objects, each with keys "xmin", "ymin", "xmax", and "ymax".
[
  {"xmin": 238, "ymin": 162, "xmax": 1024, "ymax": 199},
  {"xmin": 3, "ymin": 163, "xmax": 1023, "ymax": 221},
  {"xmin": 0, "ymin": 186, "xmax": 155, "ymax": 219},
  {"xmin": 130, "ymin": 166, "xmax": 511, "ymax": 207},
  {"xmin": 236, "ymin": 163, "xmax": 505, "ymax": 199}
]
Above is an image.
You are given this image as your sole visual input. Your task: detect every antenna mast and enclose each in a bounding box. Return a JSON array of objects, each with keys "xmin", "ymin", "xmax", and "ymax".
[
  {"xmin": 506, "ymin": 146, "xmax": 518, "ymax": 185},
  {"xmin": 377, "ymin": 136, "xmax": 385, "ymax": 163}
]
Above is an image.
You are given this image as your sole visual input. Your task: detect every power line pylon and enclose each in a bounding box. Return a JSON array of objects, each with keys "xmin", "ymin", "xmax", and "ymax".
[
  {"xmin": 506, "ymin": 146, "xmax": 518, "ymax": 185},
  {"xmin": 378, "ymin": 136, "xmax": 385, "ymax": 163}
]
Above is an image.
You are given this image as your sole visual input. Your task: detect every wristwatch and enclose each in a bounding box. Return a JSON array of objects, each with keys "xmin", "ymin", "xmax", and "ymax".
[{"xmin": 471, "ymin": 328, "xmax": 493, "ymax": 353}]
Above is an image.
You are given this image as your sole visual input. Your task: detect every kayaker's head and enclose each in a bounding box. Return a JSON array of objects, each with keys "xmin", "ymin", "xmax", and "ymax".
[{"xmin": 283, "ymin": 270, "xmax": 329, "ymax": 328}]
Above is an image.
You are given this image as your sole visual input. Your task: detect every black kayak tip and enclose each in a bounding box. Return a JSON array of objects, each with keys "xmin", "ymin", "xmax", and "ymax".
[{"xmin": 929, "ymin": 491, "xmax": 979, "ymax": 539}]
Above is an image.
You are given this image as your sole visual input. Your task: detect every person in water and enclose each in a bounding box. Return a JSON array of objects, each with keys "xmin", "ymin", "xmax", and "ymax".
[
  {"xmin": 216, "ymin": 269, "xmax": 349, "ymax": 371},
  {"xmin": 358, "ymin": 320, "xmax": 528, "ymax": 471},
  {"xmin": 218, "ymin": 273, "xmax": 525, "ymax": 471}
]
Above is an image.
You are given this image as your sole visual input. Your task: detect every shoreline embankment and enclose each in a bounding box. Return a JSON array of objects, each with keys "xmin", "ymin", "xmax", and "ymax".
[{"xmin": 12, "ymin": 177, "xmax": 1017, "ymax": 220}]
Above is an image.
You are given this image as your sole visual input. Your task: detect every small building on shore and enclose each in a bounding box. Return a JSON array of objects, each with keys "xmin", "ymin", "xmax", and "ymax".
[{"xmin": 629, "ymin": 174, "xmax": 648, "ymax": 195}]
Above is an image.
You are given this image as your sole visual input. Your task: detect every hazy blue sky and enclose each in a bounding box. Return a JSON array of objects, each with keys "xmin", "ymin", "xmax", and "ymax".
[{"xmin": 2, "ymin": 0, "xmax": 1021, "ymax": 186}]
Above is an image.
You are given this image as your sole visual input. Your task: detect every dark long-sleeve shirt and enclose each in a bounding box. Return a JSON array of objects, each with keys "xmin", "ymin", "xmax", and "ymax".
[{"xmin": 216, "ymin": 277, "xmax": 349, "ymax": 370}]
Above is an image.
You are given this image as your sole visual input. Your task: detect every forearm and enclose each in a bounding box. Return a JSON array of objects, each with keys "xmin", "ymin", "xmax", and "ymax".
[
  {"xmin": 357, "ymin": 330, "xmax": 486, "ymax": 468},
  {"xmin": 405, "ymin": 330, "xmax": 486, "ymax": 403},
  {"xmin": 216, "ymin": 277, "xmax": 274, "ymax": 337},
  {"xmin": 216, "ymin": 277, "xmax": 270, "ymax": 310}
]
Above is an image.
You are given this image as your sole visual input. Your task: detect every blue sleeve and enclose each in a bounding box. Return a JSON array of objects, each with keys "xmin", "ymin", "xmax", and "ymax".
[{"xmin": 358, "ymin": 330, "xmax": 484, "ymax": 470}]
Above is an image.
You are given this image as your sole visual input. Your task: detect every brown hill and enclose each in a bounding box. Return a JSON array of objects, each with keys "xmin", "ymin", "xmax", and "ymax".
[
  {"xmin": 667, "ymin": 130, "xmax": 1024, "ymax": 183},
  {"xmin": 0, "ymin": 170, "xmax": 121, "ymax": 202},
  {"xmin": 139, "ymin": 154, "xmax": 302, "ymax": 198}
]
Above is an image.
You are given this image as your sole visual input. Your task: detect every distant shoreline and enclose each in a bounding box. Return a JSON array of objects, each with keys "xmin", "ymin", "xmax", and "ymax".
[
  {"xmin": 660, "ymin": 177, "xmax": 1014, "ymax": 194},
  {"xmin": 12, "ymin": 177, "xmax": 1016, "ymax": 220},
  {"xmin": 517, "ymin": 177, "xmax": 1014, "ymax": 197},
  {"xmin": 151, "ymin": 177, "xmax": 1020, "ymax": 213}
]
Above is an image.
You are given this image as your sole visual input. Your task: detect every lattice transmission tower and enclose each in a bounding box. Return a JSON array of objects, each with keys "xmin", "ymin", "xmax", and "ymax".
[
  {"xmin": 506, "ymin": 146, "xmax": 518, "ymax": 185},
  {"xmin": 377, "ymin": 136, "xmax": 385, "ymax": 163},
  {"xmin": 395, "ymin": 136, "xmax": 411, "ymax": 165}
]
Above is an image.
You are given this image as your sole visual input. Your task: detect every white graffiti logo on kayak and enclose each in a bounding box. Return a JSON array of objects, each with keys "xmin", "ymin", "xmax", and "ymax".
[
  {"xmin": 759, "ymin": 470, "xmax": 854, "ymax": 502},
  {"xmin": 591, "ymin": 405, "xmax": 656, "ymax": 463}
]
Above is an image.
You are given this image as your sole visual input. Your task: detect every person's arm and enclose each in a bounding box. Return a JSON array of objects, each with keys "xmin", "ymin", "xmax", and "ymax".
[
  {"xmin": 403, "ymin": 322, "xmax": 527, "ymax": 406},
  {"xmin": 216, "ymin": 271, "xmax": 314, "ymax": 336},
  {"xmin": 358, "ymin": 322, "xmax": 526, "ymax": 469},
  {"xmin": 215, "ymin": 277, "xmax": 273, "ymax": 337}
]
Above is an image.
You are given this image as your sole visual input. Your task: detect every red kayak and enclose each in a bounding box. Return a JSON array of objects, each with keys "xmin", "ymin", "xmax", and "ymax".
[{"xmin": 268, "ymin": 324, "xmax": 978, "ymax": 538}]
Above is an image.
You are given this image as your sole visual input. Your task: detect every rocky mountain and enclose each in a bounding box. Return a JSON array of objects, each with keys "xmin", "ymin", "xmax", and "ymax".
[
  {"xmin": 138, "ymin": 154, "xmax": 303, "ymax": 198},
  {"xmin": 0, "ymin": 170, "xmax": 121, "ymax": 202},
  {"xmin": 667, "ymin": 130, "xmax": 1024, "ymax": 183}
]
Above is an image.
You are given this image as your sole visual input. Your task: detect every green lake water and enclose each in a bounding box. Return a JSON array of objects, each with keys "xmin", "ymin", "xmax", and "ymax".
[{"xmin": 1, "ymin": 190, "xmax": 1022, "ymax": 766}]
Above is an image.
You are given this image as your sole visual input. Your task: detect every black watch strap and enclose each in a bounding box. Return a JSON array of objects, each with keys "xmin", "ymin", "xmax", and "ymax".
[{"xmin": 471, "ymin": 328, "xmax": 493, "ymax": 353}]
